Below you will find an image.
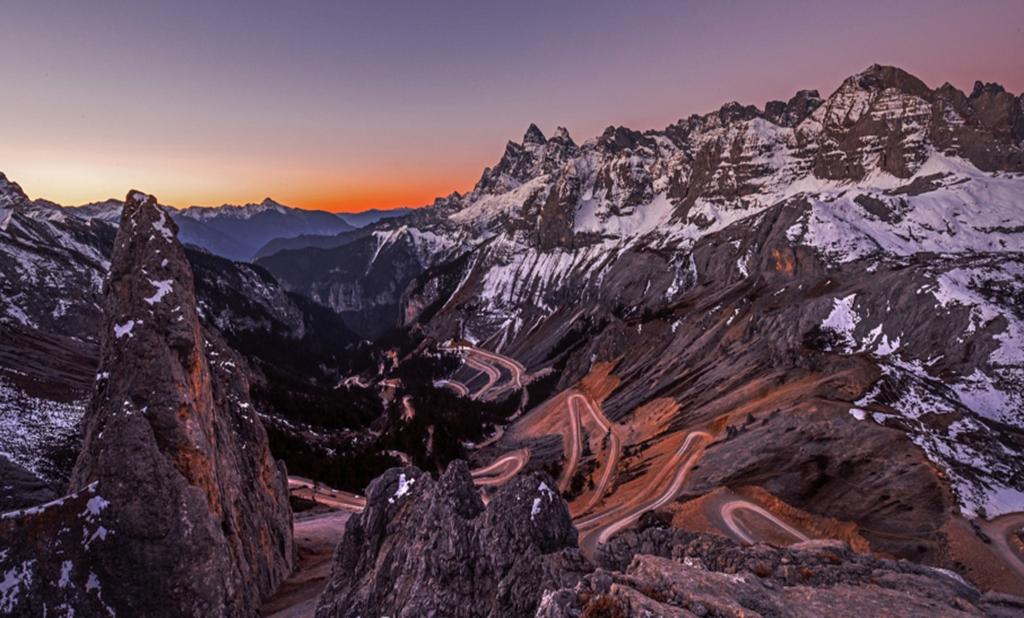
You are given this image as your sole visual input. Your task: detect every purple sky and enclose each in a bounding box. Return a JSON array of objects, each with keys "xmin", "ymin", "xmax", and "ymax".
[{"xmin": 1, "ymin": 0, "xmax": 1021, "ymax": 211}]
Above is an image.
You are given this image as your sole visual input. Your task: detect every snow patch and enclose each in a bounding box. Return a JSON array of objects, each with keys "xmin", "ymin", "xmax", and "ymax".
[
  {"xmin": 143, "ymin": 279, "xmax": 173, "ymax": 305},
  {"xmin": 388, "ymin": 473, "xmax": 415, "ymax": 504},
  {"xmin": 151, "ymin": 209, "xmax": 173, "ymax": 241},
  {"xmin": 58, "ymin": 561, "xmax": 72, "ymax": 589},
  {"xmin": 821, "ymin": 294, "xmax": 859, "ymax": 351},
  {"xmin": 0, "ymin": 559, "xmax": 35, "ymax": 613},
  {"xmin": 113, "ymin": 320, "xmax": 135, "ymax": 339},
  {"xmin": 530, "ymin": 481, "xmax": 555, "ymax": 522}
]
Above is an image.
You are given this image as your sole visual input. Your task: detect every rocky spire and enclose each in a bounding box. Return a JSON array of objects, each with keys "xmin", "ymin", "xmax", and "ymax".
[
  {"xmin": 76, "ymin": 189, "xmax": 293, "ymax": 614},
  {"xmin": 0, "ymin": 190, "xmax": 293, "ymax": 617},
  {"xmin": 523, "ymin": 122, "xmax": 548, "ymax": 145},
  {"xmin": 551, "ymin": 126, "xmax": 575, "ymax": 145},
  {"xmin": 764, "ymin": 89, "xmax": 823, "ymax": 127}
]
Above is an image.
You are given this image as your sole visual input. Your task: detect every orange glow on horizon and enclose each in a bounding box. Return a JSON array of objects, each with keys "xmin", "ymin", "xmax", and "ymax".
[
  {"xmin": 1, "ymin": 152, "xmax": 484, "ymax": 214},
  {"xmin": 282, "ymin": 176, "xmax": 479, "ymax": 213}
]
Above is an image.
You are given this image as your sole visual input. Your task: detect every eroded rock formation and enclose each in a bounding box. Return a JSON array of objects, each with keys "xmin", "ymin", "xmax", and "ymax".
[
  {"xmin": 315, "ymin": 461, "xmax": 587, "ymax": 617},
  {"xmin": 0, "ymin": 191, "xmax": 293, "ymax": 617}
]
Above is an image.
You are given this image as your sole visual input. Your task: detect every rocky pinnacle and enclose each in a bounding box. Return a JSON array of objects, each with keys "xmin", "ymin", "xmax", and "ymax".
[{"xmin": 0, "ymin": 190, "xmax": 295, "ymax": 617}]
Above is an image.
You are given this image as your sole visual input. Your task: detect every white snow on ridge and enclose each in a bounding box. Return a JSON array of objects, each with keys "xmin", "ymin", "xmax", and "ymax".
[
  {"xmin": 575, "ymin": 192, "xmax": 675, "ymax": 238},
  {"xmin": 0, "ymin": 558, "xmax": 35, "ymax": 613},
  {"xmin": 933, "ymin": 264, "xmax": 1024, "ymax": 366},
  {"xmin": 476, "ymin": 237, "xmax": 614, "ymax": 321},
  {"xmin": 366, "ymin": 226, "xmax": 458, "ymax": 274},
  {"xmin": 530, "ymin": 481, "xmax": 555, "ymax": 522},
  {"xmin": 450, "ymin": 176, "xmax": 551, "ymax": 228},
  {"xmin": 177, "ymin": 199, "xmax": 290, "ymax": 221},
  {"xmin": 795, "ymin": 153, "xmax": 1024, "ymax": 262}
]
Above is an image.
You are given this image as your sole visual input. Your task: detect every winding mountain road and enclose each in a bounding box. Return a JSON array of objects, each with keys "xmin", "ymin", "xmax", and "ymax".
[
  {"xmin": 569, "ymin": 394, "xmax": 622, "ymax": 514},
  {"xmin": 557, "ymin": 397, "xmax": 584, "ymax": 492},
  {"xmin": 717, "ymin": 499, "xmax": 810, "ymax": 545},
  {"xmin": 288, "ymin": 477, "xmax": 367, "ymax": 512},
  {"xmin": 465, "ymin": 356, "xmax": 501, "ymax": 399},
  {"xmin": 470, "ymin": 448, "xmax": 530, "ymax": 486},
  {"xmin": 577, "ymin": 430, "xmax": 712, "ymax": 556},
  {"xmin": 979, "ymin": 513, "xmax": 1024, "ymax": 581},
  {"xmin": 435, "ymin": 379, "xmax": 470, "ymax": 397},
  {"xmin": 470, "ymin": 347, "xmax": 525, "ymax": 393},
  {"xmin": 442, "ymin": 341, "xmax": 526, "ymax": 401}
]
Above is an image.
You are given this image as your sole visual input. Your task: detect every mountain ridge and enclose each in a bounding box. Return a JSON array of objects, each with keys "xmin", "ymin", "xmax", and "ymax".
[
  {"xmin": 0, "ymin": 185, "xmax": 414, "ymax": 262},
  {"xmin": 256, "ymin": 64, "xmax": 1024, "ymax": 572}
]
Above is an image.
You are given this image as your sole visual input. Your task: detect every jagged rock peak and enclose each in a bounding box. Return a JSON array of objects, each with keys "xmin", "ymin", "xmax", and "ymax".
[
  {"xmin": 765, "ymin": 89, "xmax": 823, "ymax": 126},
  {"xmin": 0, "ymin": 170, "xmax": 24, "ymax": 192},
  {"xmin": 551, "ymin": 126, "xmax": 574, "ymax": 144},
  {"xmin": 598, "ymin": 125, "xmax": 654, "ymax": 152},
  {"xmin": 315, "ymin": 461, "xmax": 584, "ymax": 618},
  {"xmin": 970, "ymin": 80, "xmax": 1007, "ymax": 98},
  {"xmin": 0, "ymin": 188, "xmax": 296, "ymax": 617},
  {"xmin": 716, "ymin": 100, "xmax": 762, "ymax": 124},
  {"xmin": 523, "ymin": 122, "xmax": 547, "ymax": 145},
  {"xmin": 849, "ymin": 63, "xmax": 932, "ymax": 98},
  {"xmin": 0, "ymin": 170, "xmax": 31, "ymax": 208}
]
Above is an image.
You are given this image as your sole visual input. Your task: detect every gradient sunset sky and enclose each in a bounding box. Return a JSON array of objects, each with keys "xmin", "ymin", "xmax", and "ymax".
[{"xmin": 1, "ymin": 1, "xmax": 1022, "ymax": 212}]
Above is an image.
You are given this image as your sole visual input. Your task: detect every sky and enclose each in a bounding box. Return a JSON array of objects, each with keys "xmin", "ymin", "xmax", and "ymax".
[{"xmin": 1, "ymin": 1, "xmax": 1021, "ymax": 212}]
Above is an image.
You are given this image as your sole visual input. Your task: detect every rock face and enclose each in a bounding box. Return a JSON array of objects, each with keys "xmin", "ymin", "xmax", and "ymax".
[
  {"xmin": 0, "ymin": 191, "xmax": 293, "ymax": 617},
  {"xmin": 315, "ymin": 461, "xmax": 587, "ymax": 617}
]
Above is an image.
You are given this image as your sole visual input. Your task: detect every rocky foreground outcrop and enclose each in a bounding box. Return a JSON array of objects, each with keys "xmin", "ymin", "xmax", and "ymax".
[
  {"xmin": 543, "ymin": 523, "xmax": 1024, "ymax": 617},
  {"xmin": 315, "ymin": 461, "xmax": 588, "ymax": 617},
  {"xmin": 0, "ymin": 191, "xmax": 293, "ymax": 617},
  {"xmin": 316, "ymin": 462, "xmax": 1024, "ymax": 618}
]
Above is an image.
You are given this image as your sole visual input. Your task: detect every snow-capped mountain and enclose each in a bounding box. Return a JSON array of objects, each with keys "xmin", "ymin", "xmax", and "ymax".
[
  {"xmin": 0, "ymin": 172, "xmax": 30, "ymax": 210},
  {"xmin": 3, "ymin": 171, "xmax": 416, "ymax": 263},
  {"xmin": 60, "ymin": 197, "xmax": 355, "ymax": 261},
  {"xmin": 172, "ymin": 198, "xmax": 356, "ymax": 261},
  {"xmin": 260, "ymin": 65, "xmax": 1024, "ymax": 540},
  {"xmin": 35, "ymin": 194, "xmax": 409, "ymax": 262}
]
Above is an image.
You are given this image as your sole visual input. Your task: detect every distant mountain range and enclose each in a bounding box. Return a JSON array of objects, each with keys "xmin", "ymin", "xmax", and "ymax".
[{"xmin": 0, "ymin": 177, "xmax": 411, "ymax": 261}]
